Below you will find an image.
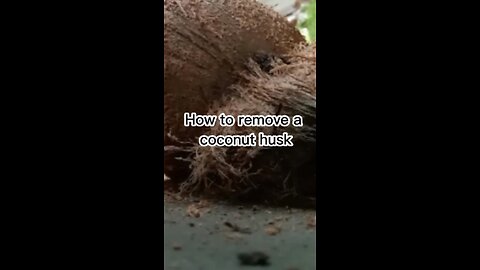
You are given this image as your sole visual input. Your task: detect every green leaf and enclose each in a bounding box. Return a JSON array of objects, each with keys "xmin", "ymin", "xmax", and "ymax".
[
  {"xmin": 305, "ymin": 0, "xmax": 316, "ymax": 41},
  {"xmin": 298, "ymin": 0, "xmax": 316, "ymax": 43}
]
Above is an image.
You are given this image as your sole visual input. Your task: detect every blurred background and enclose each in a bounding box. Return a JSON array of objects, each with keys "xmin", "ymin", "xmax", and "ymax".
[{"xmin": 259, "ymin": 0, "xmax": 316, "ymax": 42}]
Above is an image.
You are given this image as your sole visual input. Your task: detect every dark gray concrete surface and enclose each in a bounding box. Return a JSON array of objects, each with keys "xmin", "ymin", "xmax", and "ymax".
[{"xmin": 164, "ymin": 199, "xmax": 316, "ymax": 270}]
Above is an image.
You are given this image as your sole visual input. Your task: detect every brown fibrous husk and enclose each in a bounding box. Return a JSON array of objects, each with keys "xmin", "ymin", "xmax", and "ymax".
[
  {"xmin": 165, "ymin": 43, "xmax": 316, "ymax": 206},
  {"xmin": 164, "ymin": 0, "xmax": 305, "ymax": 181},
  {"xmin": 164, "ymin": 0, "xmax": 304, "ymax": 141}
]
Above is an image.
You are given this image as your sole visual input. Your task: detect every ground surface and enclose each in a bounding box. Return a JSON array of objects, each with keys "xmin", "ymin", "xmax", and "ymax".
[{"xmin": 164, "ymin": 198, "xmax": 316, "ymax": 270}]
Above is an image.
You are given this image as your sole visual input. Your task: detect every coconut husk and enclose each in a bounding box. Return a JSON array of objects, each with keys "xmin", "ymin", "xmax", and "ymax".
[
  {"xmin": 164, "ymin": 0, "xmax": 304, "ymax": 141},
  {"xmin": 165, "ymin": 43, "xmax": 316, "ymax": 206},
  {"xmin": 164, "ymin": 0, "xmax": 305, "ymax": 181}
]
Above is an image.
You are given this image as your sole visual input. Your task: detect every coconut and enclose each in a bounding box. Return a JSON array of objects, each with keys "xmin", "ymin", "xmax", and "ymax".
[
  {"xmin": 164, "ymin": 0, "xmax": 305, "ymax": 180},
  {"xmin": 164, "ymin": 0, "xmax": 304, "ymax": 141},
  {"xmin": 167, "ymin": 43, "xmax": 316, "ymax": 206},
  {"xmin": 164, "ymin": 0, "xmax": 315, "ymax": 206}
]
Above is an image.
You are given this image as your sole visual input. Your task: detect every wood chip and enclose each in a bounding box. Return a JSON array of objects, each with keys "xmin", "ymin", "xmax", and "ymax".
[
  {"xmin": 224, "ymin": 221, "xmax": 252, "ymax": 234},
  {"xmin": 186, "ymin": 200, "xmax": 210, "ymax": 218},
  {"xmin": 307, "ymin": 215, "xmax": 316, "ymax": 229},
  {"xmin": 265, "ymin": 225, "xmax": 281, "ymax": 235},
  {"xmin": 186, "ymin": 204, "xmax": 201, "ymax": 218}
]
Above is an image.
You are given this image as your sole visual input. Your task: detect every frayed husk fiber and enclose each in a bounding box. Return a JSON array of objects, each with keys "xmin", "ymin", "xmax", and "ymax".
[{"xmin": 165, "ymin": 43, "xmax": 316, "ymax": 205}]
